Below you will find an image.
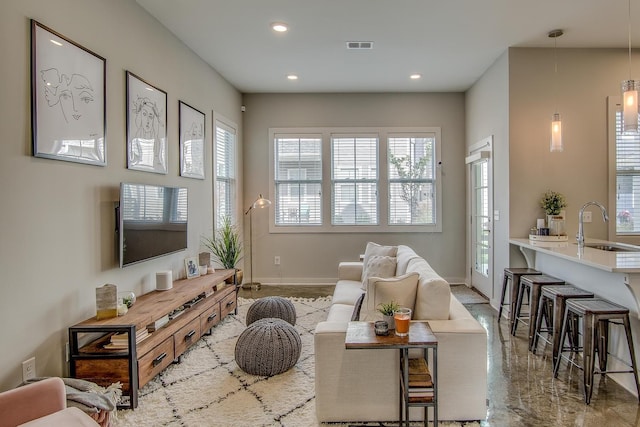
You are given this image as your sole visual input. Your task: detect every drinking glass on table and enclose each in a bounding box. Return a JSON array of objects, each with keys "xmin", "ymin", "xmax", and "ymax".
[{"xmin": 393, "ymin": 308, "xmax": 412, "ymax": 336}]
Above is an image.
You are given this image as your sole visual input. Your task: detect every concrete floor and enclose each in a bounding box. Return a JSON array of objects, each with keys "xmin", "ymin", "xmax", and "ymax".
[{"xmin": 240, "ymin": 284, "xmax": 640, "ymax": 426}]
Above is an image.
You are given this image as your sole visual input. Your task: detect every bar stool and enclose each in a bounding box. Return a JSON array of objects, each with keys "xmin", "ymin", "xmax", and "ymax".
[
  {"xmin": 511, "ymin": 274, "xmax": 565, "ymax": 351},
  {"xmin": 498, "ymin": 268, "xmax": 541, "ymax": 326},
  {"xmin": 553, "ymin": 298, "xmax": 640, "ymax": 404},
  {"xmin": 531, "ymin": 284, "xmax": 594, "ymax": 366}
]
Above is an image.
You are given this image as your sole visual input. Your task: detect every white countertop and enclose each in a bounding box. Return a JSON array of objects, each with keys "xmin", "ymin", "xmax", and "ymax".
[{"xmin": 509, "ymin": 237, "xmax": 640, "ymax": 273}]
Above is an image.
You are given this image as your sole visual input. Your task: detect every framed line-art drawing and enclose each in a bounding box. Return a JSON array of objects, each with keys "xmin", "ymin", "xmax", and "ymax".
[
  {"xmin": 179, "ymin": 101, "xmax": 205, "ymax": 179},
  {"xmin": 126, "ymin": 71, "xmax": 168, "ymax": 174},
  {"xmin": 184, "ymin": 256, "xmax": 200, "ymax": 279},
  {"xmin": 31, "ymin": 20, "xmax": 106, "ymax": 166}
]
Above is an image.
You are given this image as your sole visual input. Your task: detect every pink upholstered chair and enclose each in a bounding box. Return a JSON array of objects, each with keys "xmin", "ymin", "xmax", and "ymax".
[{"xmin": 0, "ymin": 377, "xmax": 99, "ymax": 427}]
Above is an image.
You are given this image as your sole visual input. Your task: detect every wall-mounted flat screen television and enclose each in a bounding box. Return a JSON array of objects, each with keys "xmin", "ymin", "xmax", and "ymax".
[{"xmin": 118, "ymin": 182, "xmax": 188, "ymax": 267}]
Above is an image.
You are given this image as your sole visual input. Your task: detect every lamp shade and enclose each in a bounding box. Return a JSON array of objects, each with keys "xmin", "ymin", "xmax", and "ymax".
[
  {"xmin": 622, "ymin": 80, "xmax": 639, "ymax": 133},
  {"xmin": 550, "ymin": 113, "xmax": 563, "ymax": 152},
  {"xmin": 252, "ymin": 194, "xmax": 271, "ymax": 209}
]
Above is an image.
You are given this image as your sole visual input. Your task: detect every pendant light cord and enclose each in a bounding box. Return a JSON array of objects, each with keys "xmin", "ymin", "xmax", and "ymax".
[
  {"xmin": 629, "ymin": 0, "xmax": 633, "ymax": 80},
  {"xmin": 554, "ymin": 35, "xmax": 558, "ymax": 113}
]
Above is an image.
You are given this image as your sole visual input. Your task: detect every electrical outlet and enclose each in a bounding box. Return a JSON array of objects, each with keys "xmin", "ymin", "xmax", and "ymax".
[
  {"xmin": 583, "ymin": 211, "xmax": 592, "ymax": 223},
  {"xmin": 22, "ymin": 357, "xmax": 36, "ymax": 381},
  {"xmin": 274, "ymin": 256, "xmax": 281, "ymax": 265}
]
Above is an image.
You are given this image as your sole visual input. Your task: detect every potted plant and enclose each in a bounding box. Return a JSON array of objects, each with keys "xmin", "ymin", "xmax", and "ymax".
[
  {"xmin": 377, "ymin": 301, "xmax": 400, "ymax": 330},
  {"xmin": 202, "ymin": 216, "xmax": 243, "ymax": 284},
  {"xmin": 540, "ymin": 189, "xmax": 567, "ymax": 234},
  {"xmin": 540, "ymin": 190, "xmax": 567, "ymax": 216}
]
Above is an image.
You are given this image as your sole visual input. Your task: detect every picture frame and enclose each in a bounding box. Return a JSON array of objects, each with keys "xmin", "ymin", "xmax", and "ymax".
[
  {"xmin": 31, "ymin": 20, "xmax": 106, "ymax": 166},
  {"xmin": 179, "ymin": 101, "xmax": 205, "ymax": 179},
  {"xmin": 126, "ymin": 71, "xmax": 168, "ymax": 174},
  {"xmin": 184, "ymin": 256, "xmax": 200, "ymax": 279}
]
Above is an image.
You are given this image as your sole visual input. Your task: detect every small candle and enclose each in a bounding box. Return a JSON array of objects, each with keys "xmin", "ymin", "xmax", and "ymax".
[{"xmin": 537, "ymin": 218, "xmax": 545, "ymax": 229}]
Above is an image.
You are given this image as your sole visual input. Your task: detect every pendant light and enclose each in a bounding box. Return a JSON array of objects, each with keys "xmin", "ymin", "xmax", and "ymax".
[
  {"xmin": 622, "ymin": 0, "xmax": 639, "ymax": 133},
  {"xmin": 549, "ymin": 29, "xmax": 564, "ymax": 152}
]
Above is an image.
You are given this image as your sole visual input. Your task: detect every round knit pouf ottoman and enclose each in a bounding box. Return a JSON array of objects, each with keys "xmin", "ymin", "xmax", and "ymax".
[
  {"xmin": 246, "ymin": 296, "xmax": 297, "ymax": 326},
  {"xmin": 235, "ymin": 318, "xmax": 302, "ymax": 376}
]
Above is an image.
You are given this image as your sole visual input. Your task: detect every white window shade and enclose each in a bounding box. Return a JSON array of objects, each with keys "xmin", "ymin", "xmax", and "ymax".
[
  {"xmin": 388, "ymin": 135, "xmax": 436, "ymax": 225},
  {"xmin": 215, "ymin": 120, "xmax": 237, "ymax": 227},
  {"xmin": 615, "ymin": 110, "xmax": 640, "ymax": 234},
  {"xmin": 331, "ymin": 135, "xmax": 378, "ymax": 225},
  {"xmin": 274, "ymin": 135, "xmax": 322, "ymax": 225}
]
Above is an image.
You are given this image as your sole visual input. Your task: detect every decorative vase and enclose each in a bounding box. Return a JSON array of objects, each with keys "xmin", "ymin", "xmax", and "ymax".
[
  {"xmin": 383, "ymin": 314, "xmax": 396, "ymax": 330},
  {"xmin": 547, "ymin": 210, "xmax": 566, "ymax": 236}
]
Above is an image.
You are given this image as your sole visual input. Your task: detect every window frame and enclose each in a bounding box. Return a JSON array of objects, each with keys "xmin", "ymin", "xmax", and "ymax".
[
  {"xmin": 608, "ymin": 96, "xmax": 640, "ymax": 242},
  {"xmin": 273, "ymin": 133, "xmax": 323, "ymax": 227},
  {"xmin": 268, "ymin": 127, "xmax": 442, "ymax": 233},
  {"xmin": 214, "ymin": 114, "xmax": 239, "ymax": 230}
]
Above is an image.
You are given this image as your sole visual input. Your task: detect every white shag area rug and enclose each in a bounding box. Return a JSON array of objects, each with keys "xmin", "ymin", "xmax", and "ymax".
[{"xmin": 112, "ymin": 296, "xmax": 479, "ymax": 427}]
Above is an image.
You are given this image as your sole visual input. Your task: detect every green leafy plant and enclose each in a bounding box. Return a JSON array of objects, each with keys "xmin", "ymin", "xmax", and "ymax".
[
  {"xmin": 377, "ymin": 301, "xmax": 400, "ymax": 316},
  {"xmin": 540, "ymin": 190, "xmax": 567, "ymax": 215},
  {"xmin": 201, "ymin": 216, "xmax": 243, "ymax": 269}
]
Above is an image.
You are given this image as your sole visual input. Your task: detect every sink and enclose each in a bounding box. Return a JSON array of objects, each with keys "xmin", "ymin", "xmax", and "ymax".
[{"xmin": 580, "ymin": 243, "xmax": 640, "ymax": 252}]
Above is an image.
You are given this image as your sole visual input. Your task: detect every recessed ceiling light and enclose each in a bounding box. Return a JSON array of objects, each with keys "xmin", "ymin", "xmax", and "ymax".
[
  {"xmin": 287, "ymin": 74, "xmax": 298, "ymax": 80},
  {"xmin": 272, "ymin": 22, "xmax": 288, "ymax": 33},
  {"xmin": 410, "ymin": 74, "xmax": 422, "ymax": 80}
]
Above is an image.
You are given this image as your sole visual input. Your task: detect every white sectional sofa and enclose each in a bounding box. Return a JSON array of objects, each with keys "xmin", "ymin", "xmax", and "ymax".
[{"xmin": 314, "ymin": 244, "xmax": 487, "ymax": 423}]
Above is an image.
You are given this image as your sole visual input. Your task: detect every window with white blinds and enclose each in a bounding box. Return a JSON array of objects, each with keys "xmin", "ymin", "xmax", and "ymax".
[
  {"xmin": 331, "ymin": 135, "xmax": 378, "ymax": 225},
  {"xmin": 614, "ymin": 110, "xmax": 640, "ymax": 234},
  {"xmin": 274, "ymin": 135, "xmax": 322, "ymax": 225},
  {"xmin": 269, "ymin": 127, "xmax": 441, "ymax": 233},
  {"xmin": 388, "ymin": 134, "xmax": 436, "ymax": 225},
  {"xmin": 215, "ymin": 119, "xmax": 237, "ymax": 228}
]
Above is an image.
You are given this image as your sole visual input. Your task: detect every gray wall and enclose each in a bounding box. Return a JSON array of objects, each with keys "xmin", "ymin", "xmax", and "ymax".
[
  {"xmin": 0, "ymin": 0, "xmax": 242, "ymax": 391},
  {"xmin": 465, "ymin": 47, "xmax": 640, "ymax": 309},
  {"xmin": 242, "ymin": 93, "xmax": 467, "ymax": 284},
  {"xmin": 465, "ymin": 51, "xmax": 510, "ymax": 305},
  {"xmin": 508, "ymin": 47, "xmax": 636, "ymax": 241}
]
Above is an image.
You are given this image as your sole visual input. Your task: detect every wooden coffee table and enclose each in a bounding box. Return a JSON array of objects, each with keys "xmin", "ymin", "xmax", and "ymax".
[{"xmin": 345, "ymin": 321, "xmax": 438, "ymax": 426}]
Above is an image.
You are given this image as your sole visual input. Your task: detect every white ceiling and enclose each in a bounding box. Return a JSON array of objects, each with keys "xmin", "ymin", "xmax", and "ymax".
[{"xmin": 136, "ymin": 0, "xmax": 639, "ymax": 93}]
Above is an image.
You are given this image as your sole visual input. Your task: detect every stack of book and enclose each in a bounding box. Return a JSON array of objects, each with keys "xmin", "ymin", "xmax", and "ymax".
[
  {"xmin": 408, "ymin": 357, "xmax": 433, "ymax": 402},
  {"xmin": 104, "ymin": 329, "xmax": 149, "ymax": 350}
]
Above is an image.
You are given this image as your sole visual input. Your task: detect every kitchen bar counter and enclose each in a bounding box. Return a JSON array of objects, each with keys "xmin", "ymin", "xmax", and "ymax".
[
  {"xmin": 509, "ymin": 238, "xmax": 640, "ymax": 273},
  {"xmin": 510, "ymin": 237, "xmax": 640, "ymax": 396}
]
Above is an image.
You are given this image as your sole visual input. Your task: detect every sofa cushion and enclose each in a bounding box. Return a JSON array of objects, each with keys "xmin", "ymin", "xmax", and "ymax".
[
  {"xmin": 332, "ymin": 279, "xmax": 365, "ymax": 305},
  {"xmin": 396, "ymin": 245, "xmax": 420, "ymax": 276},
  {"xmin": 360, "ymin": 272, "xmax": 420, "ymax": 321},
  {"xmin": 361, "ymin": 255, "xmax": 396, "ymax": 290},
  {"xmin": 407, "ymin": 258, "xmax": 451, "ymax": 320},
  {"xmin": 326, "ymin": 303, "xmax": 357, "ymax": 322},
  {"xmin": 361, "ymin": 242, "xmax": 398, "ymax": 281}
]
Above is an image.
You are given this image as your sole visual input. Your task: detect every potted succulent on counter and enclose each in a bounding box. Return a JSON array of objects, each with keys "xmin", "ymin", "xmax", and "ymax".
[
  {"xmin": 378, "ymin": 301, "xmax": 400, "ymax": 330},
  {"xmin": 202, "ymin": 216, "xmax": 243, "ymax": 285}
]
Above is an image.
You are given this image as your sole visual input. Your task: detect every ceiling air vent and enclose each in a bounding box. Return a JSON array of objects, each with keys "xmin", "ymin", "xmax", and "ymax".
[{"xmin": 346, "ymin": 41, "xmax": 373, "ymax": 50}]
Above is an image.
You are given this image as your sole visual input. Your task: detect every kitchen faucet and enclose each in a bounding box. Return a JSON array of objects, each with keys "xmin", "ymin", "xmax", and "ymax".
[{"xmin": 577, "ymin": 201, "xmax": 609, "ymax": 247}]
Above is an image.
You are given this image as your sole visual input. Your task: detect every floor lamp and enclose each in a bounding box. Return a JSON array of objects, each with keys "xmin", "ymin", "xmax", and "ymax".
[{"xmin": 243, "ymin": 194, "xmax": 271, "ymax": 289}]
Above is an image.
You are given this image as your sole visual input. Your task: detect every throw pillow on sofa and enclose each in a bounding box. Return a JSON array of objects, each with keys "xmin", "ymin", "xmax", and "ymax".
[
  {"xmin": 360, "ymin": 272, "xmax": 420, "ymax": 321},
  {"xmin": 361, "ymin": 242, "xmax": 398, "ymax": 281},
  {"xmin": 360, "ymin": 255, "xmax": 397, "ymax": 290}
]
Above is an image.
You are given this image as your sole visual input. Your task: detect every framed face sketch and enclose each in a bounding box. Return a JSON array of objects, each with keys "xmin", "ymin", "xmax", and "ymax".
[
  {"xmin": 184, "ymin": 256, "xmax": 200, "ymax": 279},
  {"xmin": 31, "ymin": 20, "xmax": 106, "ymax": 166},
  {"xmin": 126, "ymin": 71, "xmax": 168, "ymax": 174},
  {"xmin": 179, "ymin": 101, "xmax": 205, "ymax": 179}
]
